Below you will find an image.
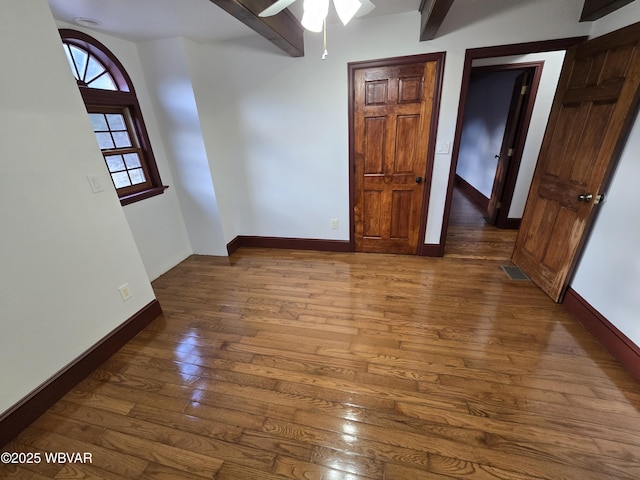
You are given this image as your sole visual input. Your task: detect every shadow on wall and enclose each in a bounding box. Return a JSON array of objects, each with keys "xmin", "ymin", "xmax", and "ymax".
[{"xmin": 455, "ymin": 69, "xmax": 523, "ymax": 198}]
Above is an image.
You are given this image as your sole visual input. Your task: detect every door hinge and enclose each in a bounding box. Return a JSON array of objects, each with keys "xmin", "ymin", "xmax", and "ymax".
[
  {"xmin": 496, "ymin": 201, "xmax": 502, "ymax": 209},
  {"xmin": 521, "ymin": 85, "xmax": 528, "ymax": 95},
  {"xmin": 507, "ymin": 148, "xmax": 514, "ymax": 157}
]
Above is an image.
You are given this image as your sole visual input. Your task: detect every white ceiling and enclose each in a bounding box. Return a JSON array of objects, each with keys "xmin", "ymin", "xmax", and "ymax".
[{"xmin": 47, "ymin": 0, "xmax": 420, "ymax": 44}]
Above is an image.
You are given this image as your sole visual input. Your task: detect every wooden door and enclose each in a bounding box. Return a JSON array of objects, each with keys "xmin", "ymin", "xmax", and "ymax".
[
  {"xmin": 512, "ymin": 22, "xmax": 640, "ymax": 302},
  {"xmin": 486, "ymin": 70, "xmax": 532, "ymax": 226},
  {"xmin": 353, "ymin": 60, "xmax": 438, "ymax": 254}
]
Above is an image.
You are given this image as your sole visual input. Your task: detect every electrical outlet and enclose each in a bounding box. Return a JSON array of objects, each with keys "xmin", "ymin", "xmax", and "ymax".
[
  {"xmin": 331, "ymin": 218, "xmax": 339, "ymax": 229},
  {"xmin": 118, "ymin": 283, "xmax": 132, "ymax": 301}
]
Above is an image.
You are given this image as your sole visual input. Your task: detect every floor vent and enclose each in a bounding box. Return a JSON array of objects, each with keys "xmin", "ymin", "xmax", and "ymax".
[{"xmin": 501, "ymin": 265, "xmax": 530, "ymax": 281}]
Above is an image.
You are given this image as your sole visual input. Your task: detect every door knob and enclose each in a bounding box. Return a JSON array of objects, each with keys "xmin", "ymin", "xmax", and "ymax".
[
  {"xmin": 578, "ymin": 193, "xmax": 593, "ymax": 202},
  {"xmin": 415, "ymin": 177, "xmax": 423, "ymax": 184}
]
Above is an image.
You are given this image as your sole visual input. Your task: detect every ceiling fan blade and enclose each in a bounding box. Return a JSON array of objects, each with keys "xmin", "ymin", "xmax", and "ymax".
[
  {"xmin": 333, "ymin": 0, "xmax": 362, "ymax": 26},
  {"xmin": 356, "ymin": 0, "xmax": 375, "ymax": 17},
  {"xmin": 259, "ymin": 0, "xmax": 298, "ymax": 17}
]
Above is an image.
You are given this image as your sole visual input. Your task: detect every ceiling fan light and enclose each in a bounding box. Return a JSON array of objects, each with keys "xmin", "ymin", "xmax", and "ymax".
[
  {"xmin": 333, "ymin": 0, "xmax": 362, "ymax": 26},
  {"xmin": 301, "ymin": 0, "xmax": 329, "ymax": 32}
]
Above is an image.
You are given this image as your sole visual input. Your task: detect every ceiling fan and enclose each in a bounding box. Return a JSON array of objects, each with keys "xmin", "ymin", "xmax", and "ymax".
[{"xmin": 259, "ymin": 0, "xmax": 376, "ymax": 32}]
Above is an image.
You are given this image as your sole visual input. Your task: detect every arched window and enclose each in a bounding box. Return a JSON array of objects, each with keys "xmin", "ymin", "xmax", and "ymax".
[{"xmin": 60, "ymin": 29, "xmax": 166, "ymax": 205}]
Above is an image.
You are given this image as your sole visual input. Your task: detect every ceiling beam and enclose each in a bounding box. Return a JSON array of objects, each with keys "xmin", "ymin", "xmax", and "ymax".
[
  {"xmin": 209, "ymin": 0, "xmax": 304, "ymax": 57},
  {"xmin": 579, "ymin": 0, "xmax": 635, "ymax": 21},
  {"xmin": 419, "ymin": 0, "xmax": 455, "ymax": 41}
]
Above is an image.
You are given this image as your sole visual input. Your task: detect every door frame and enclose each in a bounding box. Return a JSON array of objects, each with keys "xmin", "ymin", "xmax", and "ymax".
[
  {"xmin": 469, "ymin": 62, "xmax": 543, "ymax": 229},
  {"xmin": 348, "ymin": 52, "xmax": 446, "ymax": 255},
  {"xmin": 437, "ymin": 37, "xmax": 587, "ymax": 256}
]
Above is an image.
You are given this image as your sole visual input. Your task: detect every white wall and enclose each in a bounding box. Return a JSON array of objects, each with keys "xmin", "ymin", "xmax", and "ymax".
[
  {"xmin": 184, "ymin": 39, "xmax": 253, "ymax": 245},
  {"xmin": 137, "ymin": 37, "xmax": 227, "ymax": 256},
  {"xmin": 0, "ymin": 0, "xmax": 156, "ymax": 414},
  {"xmin": 193, "ymin": 35, "xmax": 357, "ymax": 240}
]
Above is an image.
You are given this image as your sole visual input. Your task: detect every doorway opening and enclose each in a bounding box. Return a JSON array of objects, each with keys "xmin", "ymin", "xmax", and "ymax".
[
  {"xmin": 446, "ymin": 62, "xmax": 542, "ymax": 260},
  {"xmin": 440, "ymin": 38, "xmax": 586, "ymax": 260}
]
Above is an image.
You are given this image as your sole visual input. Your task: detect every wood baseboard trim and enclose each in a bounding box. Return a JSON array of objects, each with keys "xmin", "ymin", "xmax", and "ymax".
[
  {"xmin": 229, "ymin": 235, "xmax": 443, "ymax": 257},
  {"xmin": 228, "ymin": 236, "xmax": 352, "ymax": 253},
  {"xmin": 0, "ymin": 299, "xmax": 162, "ymax": 447},
  {"xmin": 563, "ymin": 288, "xmax": 640, "ymax": 383},
  {"xmin": 455, "ymin": 174, "xmax": 489, "ymax": 213},
  {"xmin": 419, "ymin": 243, "xmax": 444, "ymax": 257},
  {"xmin": 496, "ymin": 217, "xmax": 522, "ymax": 230},
  {"xmin": 226, "ymin": 235, "xmax": 243, "ymax": 255}
]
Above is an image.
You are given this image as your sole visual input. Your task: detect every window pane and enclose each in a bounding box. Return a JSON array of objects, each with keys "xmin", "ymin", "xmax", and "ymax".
[
  {"xmin": 112, "ymin": 171, "xmax": 131, "ymax": 189},
  {"xmin": 112, "ymin": 131, "xmax": 132, "ymax": 148},
  {"xmin": 106, "ymin": 114, "xmax": 126, "ymax": 131},
  {"xmin": 95, "ymin": 132, "xmax": 115, "ymax": 149},
  {"xmin": 89, "ymin": 113, "xmax": 108, "ymax": 132},
  {"xmin": 63, "ymin": 45, "xmax": 80, "ymax": 80},
  {"xmin": 88, "ymin": 72, "xmax": 117, "ymax": 91},
  {"xmin": 85, "ymin": 56, "xmax": 106, "ymax": 85},
  {"xmin": 129, "ymin": 168, "xmax": 146, "ymax": 185},
  {"xmin": 123, "ymin": 153, "xmax": 141, "ymax": 169},
  {"xmin": 69, "ymin": 45, "xmax": 88, "ymax": 80},
  {"xmin": 105, "ymin": 155, "xmax": 125, "ymax": 172}
]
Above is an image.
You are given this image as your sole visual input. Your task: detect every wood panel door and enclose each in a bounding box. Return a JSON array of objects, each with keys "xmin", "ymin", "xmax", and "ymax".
[
  {"xmin": 486, "ymin": 69, "xmax": 533, "ymax": 226},
  {"xmin": 353, "ymin": 60, "xmax": 439, "ymax": 254},
  {"xmin": 512, "ymin": 22, "xmax": 640, "ymax": 302}
]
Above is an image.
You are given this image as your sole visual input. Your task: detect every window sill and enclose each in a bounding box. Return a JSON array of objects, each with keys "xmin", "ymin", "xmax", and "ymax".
[{"xmin": 119, "ymin": 185, "xmax": 169, "ymax": 206}]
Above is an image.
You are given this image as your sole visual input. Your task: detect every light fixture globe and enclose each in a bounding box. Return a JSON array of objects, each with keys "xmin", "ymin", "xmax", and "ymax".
[
  {"xmin": 258, "ymin": 0, "xmax": 376, "ymax": 57},
  {"xmin": 301, "ymin": 0, "xmax": 330, "ymax": 33}
]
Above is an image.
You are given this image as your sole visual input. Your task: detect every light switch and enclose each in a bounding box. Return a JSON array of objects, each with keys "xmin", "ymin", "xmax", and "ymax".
[
  {"xmin": 118, "ymin": 283, "xmax": 132, "ymax": 301},
  {"xmin": 87, "ymin": 174, "xmax": 104, "ymax": 193},
  {"xmin": 436, "ymin": 142, "xmax": 450, "ymax": 154}
]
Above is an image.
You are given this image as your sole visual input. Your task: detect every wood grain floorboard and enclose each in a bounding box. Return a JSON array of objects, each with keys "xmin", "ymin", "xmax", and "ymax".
[
  {"xmin": 3, "ymin": 193, "xmax": 640, "ymax": 478},
  {"xmin": 445, "ymin": 185, "xmax": 518, "ymax": 260}
]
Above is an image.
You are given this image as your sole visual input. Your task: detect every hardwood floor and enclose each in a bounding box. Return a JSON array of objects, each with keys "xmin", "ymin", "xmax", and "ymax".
[
  {"xmin": 3, "ymin": 244, "xmax": 640, "ymax": 478},
  {"xmin": 445, "ymin": 185, "xmax": 518, "ymax": 260}
]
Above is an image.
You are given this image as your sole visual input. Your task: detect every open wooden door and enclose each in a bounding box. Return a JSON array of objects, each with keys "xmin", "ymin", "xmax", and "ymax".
[
  {"xmin": 352, "ymin": 58, "xmax": 440, "ymax": 254},
  {"xmin": 512, "ymin": 22, "xmax": 640, "ymax": 302},
  {"xmin": 486, "ymin": 69, "xmax": 533, "ymax": 226}
]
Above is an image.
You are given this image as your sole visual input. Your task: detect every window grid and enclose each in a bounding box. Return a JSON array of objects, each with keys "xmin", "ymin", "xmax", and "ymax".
[
  {"xmin": 88, "ymin": 109, "xmax": 150, "ymax": 193},
  {"xmin": 60, "ymin": 29, "xmax": 166, "ymax": 205},
  {"xmin": 63, "ymin": 43, "xmax": 117, "ymax": 91}
]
